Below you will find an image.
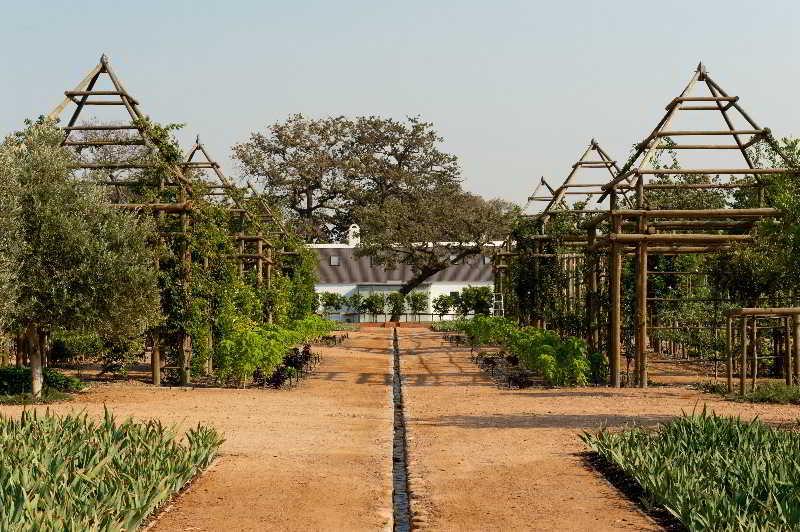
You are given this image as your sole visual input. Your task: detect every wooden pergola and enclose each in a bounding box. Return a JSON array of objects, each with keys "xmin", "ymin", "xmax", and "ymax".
[
  {"xmin": 47, "ymin": 55, "xmax": 284, "ymax": 385},
  {"xmin": 726, "ymin": 308, "xmax": 800, "ymax": 395},
  {"xmin": 496, "ymin": 138, "xmax": 623, "ymax": 340},
  {"xmin": 182, "ymin": 136, "xmax": 274, "ymax": 290},
  {"xmin": 504, "ymin": 63, "xmax": 798, "ymax": 389},
  {"xmin": 594, "ymin": 62, "xmax": 796, "ymax": 388}
]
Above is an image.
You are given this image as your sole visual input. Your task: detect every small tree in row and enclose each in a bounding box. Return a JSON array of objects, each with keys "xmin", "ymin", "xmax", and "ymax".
[{"xmin": 0, "ymin": 120, "xmax": 161, "ymax": 397}]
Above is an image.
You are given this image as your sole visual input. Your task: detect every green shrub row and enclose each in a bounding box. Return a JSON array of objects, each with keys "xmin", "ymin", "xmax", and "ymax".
[
  {"xmin": 433, "ymin": 316, "xmax": 604, "ymax": 386},
  {"xmin": 736, "ymin": 382, "xmax": 800, "ymax": 404},
  {"xmin": 583, "ymin": 410, "xmax": 800, "ymax": 530},
  {"xmin": 214, "ymin": 315, "xmax": 339, "ymax": 385},
  {"xmin": 0, "ymin": 367, "xmax": 83, "ymax": 395},
  {"xmin": 0, "ymin": 409, "xmax": 223, "ymax": 530}
]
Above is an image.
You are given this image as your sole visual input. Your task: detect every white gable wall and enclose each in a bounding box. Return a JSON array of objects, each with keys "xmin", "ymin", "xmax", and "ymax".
[{"xmin": 315, "ymin": 281, "xmax": 494, "ymax": 318}]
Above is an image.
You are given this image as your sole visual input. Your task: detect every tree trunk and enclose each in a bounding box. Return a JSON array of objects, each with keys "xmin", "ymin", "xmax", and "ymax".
[
  {"xmin": 29, "ymin": 326, "xmax": 43, "ymax": 399},
  {"xmin": 15, "ymin": 333, "xmax": 22, "ymax": 368}
]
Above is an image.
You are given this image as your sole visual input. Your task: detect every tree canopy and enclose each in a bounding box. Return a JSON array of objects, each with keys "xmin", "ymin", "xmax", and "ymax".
[
  {"xmin": 233, "ymin": 114, "xmax": 462, "ymax": 242},
  {"xmin": 0, "ymin": 119, "xmax": 162, "ymax": 395},
  {"xmin": 356, "ymin": 186, "xmax": 515, "ymax": 299}
]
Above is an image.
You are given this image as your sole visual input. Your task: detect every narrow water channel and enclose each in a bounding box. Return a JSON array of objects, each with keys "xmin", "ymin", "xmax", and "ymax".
[{"xmin": 391, "ymin": 328, "xmax": 411, "ymax": 531}]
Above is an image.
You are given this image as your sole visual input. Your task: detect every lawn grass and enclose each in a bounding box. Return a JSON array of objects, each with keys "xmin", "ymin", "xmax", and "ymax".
[
  {"xmin": 0, "ymin": 409, "xmax": 223, "ymax": 530},
  {"xmin": 583, "ymin": 410, "xmax": 800, "ymax": 531}
]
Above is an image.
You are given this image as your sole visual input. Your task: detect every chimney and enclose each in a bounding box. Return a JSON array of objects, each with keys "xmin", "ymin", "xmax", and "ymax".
[{"xmin": 347, "ymin": 224, "xmax": 361, "ymax": 246}]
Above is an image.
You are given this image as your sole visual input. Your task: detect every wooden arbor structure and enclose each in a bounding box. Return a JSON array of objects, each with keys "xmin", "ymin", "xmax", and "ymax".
[
  {"xmin": 592, "ymin": 62, "xmax": 797, "ymax": 388},
  {"xmin": 726, "ymin": 308, "xmax": 800, "ymax": 395},
  {"xmin": 47, "ymin": 55, "xmax": 282, "ymax": 385},
  {"xmin": 499, "ymin": 139, "xmax": 622, "ymax": 340},
  {"xmin": 182, "ymin": 137, "xmax": 274, "ymax": 291},
  {"xmin": 49, "ymin": 54, "xmax": 196, "ymax": 385}
]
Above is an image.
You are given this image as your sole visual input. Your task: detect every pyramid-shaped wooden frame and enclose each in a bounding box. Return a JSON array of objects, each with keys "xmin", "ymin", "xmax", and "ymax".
[
  {"xmin": 49, "ymin": 54, "xmax": 192, "ymax": 196},
  {"xmin": 591, "ymin": 63, "xmax": 799, "ymax": 390}
]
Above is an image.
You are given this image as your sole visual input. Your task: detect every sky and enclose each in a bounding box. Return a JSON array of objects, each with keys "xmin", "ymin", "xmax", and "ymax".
[{"xmin": 1, "ymin": 0, "xmax": 799, "ymax": 206}]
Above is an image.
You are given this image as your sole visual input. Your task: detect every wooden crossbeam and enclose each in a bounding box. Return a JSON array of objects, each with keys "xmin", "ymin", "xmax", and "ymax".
[
  {"xmin": 607, "ymin": 233, "xmax": 753, "ymax": 243},
  {"xmin": 63, "ymin": 139, "xmax": 145, "ymax": 146},
  {"xmin": 110, "ymin": 202, "xmax": 191, "ymax": 213},
  {"xmin": 637, "ymin": 168, "xmax": 789, "ymax": 175},
  {"xmin": 610, "ymin": 208, "xmax": 778, "ymax": 218},
  {"xmin": 656, "ymin": 129, "xmax": 762, "ymax": 136}
]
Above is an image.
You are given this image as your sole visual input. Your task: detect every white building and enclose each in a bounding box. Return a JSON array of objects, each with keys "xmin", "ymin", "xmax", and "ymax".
[{"xmin": 310, "ymin": 230, "xmax": 495, "ymax": 320}]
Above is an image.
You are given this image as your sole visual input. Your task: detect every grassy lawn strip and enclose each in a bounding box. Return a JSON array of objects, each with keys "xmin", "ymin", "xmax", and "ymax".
[
  {"xmin": 583, "ymin": 410, "xmax": 800, "ymax": 531},
  {"xmin": 0, "ymin": 409, "xmax": 223, "ymax": 530}
]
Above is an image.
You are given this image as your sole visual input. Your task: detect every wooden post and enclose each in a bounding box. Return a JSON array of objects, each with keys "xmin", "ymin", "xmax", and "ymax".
[
  {"xmin": 256, "ymin": 232, "xmax": 264, "ymax": 287},
  {"xmin": 609, "ymin": 212, "xmax": 622, "ymax": 387},
  {"xmin": 785, "ymin": 317, "xmax": 792, "ymax": 385},
  {"xmin": 585, "ymin": 228, "xmax": 597, "ymax": 351},
  {"xmin": 740, "ymin": 317, "xmax": 748, "ymax": 395},
  {"xmin": 751, "ymin": 319, "xmax": 758, "ymax": 391},
  {"xmin": 206, "ymin": 328, "xmax": 213, "ymax": 375},
  {"xmin": 180, "ymin": 334, "xmax": 192, "ymax": 386},
  {"xmin": 266, "ymin": 246, "xmax": 273, "ymax": 289},
  {"xmin": 239, "ymin": 233, "xmax": 245, "ymax": 277},
  {"xmin": 151, "ymin": 336, "xmax": 161, "ymax": 386},
  {"xmin": 794, "ymin": 314, "xmax": 800, "ymax": 385},
  {"xmin": 726, "ymin": 316, "xmax": 733, "ymax": 393},
  {"xmin": 179, "ymin": 187, "xmax": 192, "ymax": 386},
  {"xmin": 636, "ymin": 214, "xmax": 648, "ymax": 388}
]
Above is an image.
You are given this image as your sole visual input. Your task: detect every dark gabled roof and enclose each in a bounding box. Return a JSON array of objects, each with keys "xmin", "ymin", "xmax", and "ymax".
[{"xmin": 313, "ymin": 247, "xmax": 493, "ymax": 285}]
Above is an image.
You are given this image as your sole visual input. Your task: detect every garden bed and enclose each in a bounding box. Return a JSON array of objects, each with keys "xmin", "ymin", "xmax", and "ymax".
[
  {"xmin": 0, "ymin": 409, "xmax": 222, "ymax": 530},
  {"xmin": 583, "ymin": 410, "xmax": 800, "ymax": 530}
]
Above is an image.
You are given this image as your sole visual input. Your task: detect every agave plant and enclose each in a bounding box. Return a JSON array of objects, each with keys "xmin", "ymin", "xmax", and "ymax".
[
  {"xmin": 583, "ymin": 409, "xmax": 800, "ymax": 530},
  {"xmin": 0, "ymin": 409, "xmax": 223, "ymax": 531}
]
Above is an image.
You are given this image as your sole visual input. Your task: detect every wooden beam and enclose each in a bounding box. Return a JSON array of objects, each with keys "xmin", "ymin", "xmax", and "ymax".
[
  {"xmin": 608, "ymin": 233, "xmax": 753, "ymax": 243},
  {"xmin": 111, "ymin": 202, "xmax": 191, "ymax": 213},
  {"xmin": 609, "ymin": 208, "xmax": 778, "ymax": 218}
]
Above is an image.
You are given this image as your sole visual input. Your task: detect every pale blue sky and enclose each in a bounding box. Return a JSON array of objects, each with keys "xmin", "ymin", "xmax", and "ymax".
[{"xmin": 1, "ymin": 1, "xmax": 799, "ymax": 203}]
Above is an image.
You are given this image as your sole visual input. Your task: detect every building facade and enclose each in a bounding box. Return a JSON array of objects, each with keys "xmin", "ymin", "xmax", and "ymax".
[{"xmin": 311, "ymin": 243, "xmax": 495, "ymax": 320}]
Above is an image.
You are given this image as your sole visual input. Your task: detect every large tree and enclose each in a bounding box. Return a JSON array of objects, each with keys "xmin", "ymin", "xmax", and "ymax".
[
  {"xmin": 356, "ymin": 186, "xmax": 515, "ymax": 319},
  {"xmin": 233, "ymin": 114, "xmax": 351, "ymax": 241},
  {"xmin": 233, "ymin": 115, "xmax": 462, "ymax": 241},
  {"xmin": 0, "ymin": 120, "xmax": 162, "ymax": 397},
  {"xmin": 344, "ymin": 115, "xmax": 461, "ymax": 209}
]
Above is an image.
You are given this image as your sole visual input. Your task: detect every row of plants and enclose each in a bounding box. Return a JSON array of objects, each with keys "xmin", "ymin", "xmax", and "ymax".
[
  {"xmin": 0, "ymin": 366, "xmax": 83, "ymax": 396},
  {"xmin": 698, "ymin": 381, "xmax": 800, "ymax": 405},
  {"xmin": 433, "ymin": 316, "xmax": 605, "ymax": 386},
  {"xmin": 0, "ymin": 409, "xmax": 223, "ymax": 530},
  {"xmin": 318, "ymin": 286, "xmax": 494, "ymax": 319},
  {"xmin": 319, "ymin": 291, "xmax": 429, "ymax": 320},
  {"xmin": 214, "ymin": 315, "xmax": 338, "ymax": 387},
  {"xmin": 583, "ymin": 410, "xmax": 800, "ymax": 530},
  {"xmin": 0, "ymin": 118, "xmax": 327, "ymax": 394}
]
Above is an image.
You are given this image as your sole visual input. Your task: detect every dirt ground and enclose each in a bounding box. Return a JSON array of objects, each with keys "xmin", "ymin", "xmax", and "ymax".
[
  {"xmin": 398, "ymin": 328, "xmax": 800, "ymax": 531},
  {"xmin": 2, "ymin": 327, "xmax": 800, "ymax": 531},
  {"xmin": 0, "ymin": 329, "xmax": 395, "ymax": 532}
]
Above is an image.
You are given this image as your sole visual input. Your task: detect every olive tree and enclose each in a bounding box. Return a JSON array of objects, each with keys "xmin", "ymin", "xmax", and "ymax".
[{"xmin": 0, "ymin": 120, "xmax": 161, "ymax": 397}]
